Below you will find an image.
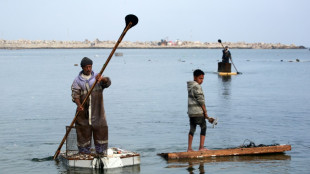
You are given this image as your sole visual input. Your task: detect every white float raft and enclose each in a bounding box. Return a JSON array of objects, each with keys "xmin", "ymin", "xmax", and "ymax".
[
  {"xmin": 59, "ymin": 147, "xmax": 140, "ymax": 169},
  {"xmin": 218, "ymin": 72, "xmax": 237, "ymax": 76}
]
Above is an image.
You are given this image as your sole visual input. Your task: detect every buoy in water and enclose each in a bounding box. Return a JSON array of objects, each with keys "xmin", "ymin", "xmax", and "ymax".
[{"xmin": 115, "ymin": 52, "xmax": 123, "ymax": 56}]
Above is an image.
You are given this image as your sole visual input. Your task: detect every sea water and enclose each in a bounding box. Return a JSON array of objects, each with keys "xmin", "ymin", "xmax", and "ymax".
[{"xmin": 0, "ymin": 48, "xmax": 309, "ymax": 174}]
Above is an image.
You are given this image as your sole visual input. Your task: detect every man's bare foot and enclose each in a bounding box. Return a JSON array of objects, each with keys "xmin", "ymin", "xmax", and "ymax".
[
  {"xmin": 199, "ymin": 148, "xmax": 209, "ymax": 151},
  {"xmin": 187, "ymin": 149, "xmax": 194, "ymax": 152}
]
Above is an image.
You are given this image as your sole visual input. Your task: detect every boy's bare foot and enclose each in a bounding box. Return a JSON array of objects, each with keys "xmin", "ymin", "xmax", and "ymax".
[
  {"xmin": 187, "ymin": 149, "xmax": 194, "ymax": 152},
  {"xmin": 199, "ymin": 148, "xmax": 209, "ymax": 151}
]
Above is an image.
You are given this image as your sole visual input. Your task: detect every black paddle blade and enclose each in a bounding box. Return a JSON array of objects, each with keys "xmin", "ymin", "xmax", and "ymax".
[
  {"xmin": 218, "ymin": 39, "xmax": 222, "ymax": 43},
  {"xmin": 125, "ymin": 14, "xmax": 138, "ymax": 29}
]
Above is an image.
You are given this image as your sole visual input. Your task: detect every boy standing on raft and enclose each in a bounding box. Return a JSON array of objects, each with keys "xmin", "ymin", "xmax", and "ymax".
[{"xmin": 187, "ymin": 69, "xmax": 214, "ymax": 152}]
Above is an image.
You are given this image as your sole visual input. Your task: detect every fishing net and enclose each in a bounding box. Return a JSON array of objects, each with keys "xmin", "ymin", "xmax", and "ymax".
[{"xmin": 238, "ymin": 139, "xmax": 280, "ymax": 148}]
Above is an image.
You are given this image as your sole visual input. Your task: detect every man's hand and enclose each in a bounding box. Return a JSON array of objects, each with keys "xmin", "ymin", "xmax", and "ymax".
[
  {"xmin": 77, "ymin": 105, "xmax": 84, "ymax": 112},
  {"xmin": 74, "ymin": 98, "xmax": 84, "ymax": 112},
  {"xmin": 96, "ymin": 74, "xmax": 108, "ymax": 83},
  {"xmin": 96, "ymin": 74, "xmax": 103, "ymax": 82}
]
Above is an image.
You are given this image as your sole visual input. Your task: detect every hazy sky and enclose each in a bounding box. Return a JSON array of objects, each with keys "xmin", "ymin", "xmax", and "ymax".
[{"xmin": 1, "ymin": 0, "xmax": 309, "ymax": 47}]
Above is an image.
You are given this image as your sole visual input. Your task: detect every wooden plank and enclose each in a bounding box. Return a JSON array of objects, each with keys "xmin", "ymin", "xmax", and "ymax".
[{"xmin": 160, "ymin": 145, "xmax": 291, "ymax": 160}]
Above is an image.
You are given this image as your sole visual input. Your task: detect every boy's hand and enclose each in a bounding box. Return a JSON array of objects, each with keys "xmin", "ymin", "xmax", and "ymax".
[
  {"xmin": 204, "ymin": 112, "xmax": 208, "ymax": 119},
  {"xmin": 204, "ymin": 114, "xmax": 214, "ymax": 123},
  {"xmin": 207, "ymin": 117, "xmax": 215, "ymax": 124}
]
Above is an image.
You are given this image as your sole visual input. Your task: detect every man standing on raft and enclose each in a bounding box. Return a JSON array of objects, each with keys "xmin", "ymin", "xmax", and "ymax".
[
  {"xmin": 71, "ymin": 57, "xmax": 111, "ymax": 155},
  {"xmin": 222, "ymin": 46, "xmax": 231, "ymax": 63},
  {"xmin": 187, "ymin": 69, "xmax": 214, "ymax": 152}
]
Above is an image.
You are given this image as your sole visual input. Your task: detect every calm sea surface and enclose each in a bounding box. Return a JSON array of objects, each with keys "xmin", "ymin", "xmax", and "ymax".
[{"xmin": 0, "ymin": 49, "xmax": 309, "ymax": 174}]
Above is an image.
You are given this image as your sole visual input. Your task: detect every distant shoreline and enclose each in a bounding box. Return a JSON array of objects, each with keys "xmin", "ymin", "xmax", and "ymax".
[
  {"xmin": 2, "ymin": 47, "xmax": 307, "ymax": 50},
  {"xmin": 0, "ymin": 39, "xmax": 306, "ymax": 49}
]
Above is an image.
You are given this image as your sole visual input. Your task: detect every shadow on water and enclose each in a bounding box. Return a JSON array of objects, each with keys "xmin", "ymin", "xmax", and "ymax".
[
  {"xmin": 59, "ymin": 165, "xmax": 140, "ymax": 174},
  {"xmin": 218, "ymin": 75, "xmax": 232, "ymax": 83},
  {"xmin": 186, "ymin": 163, "xmax": 205, "ymax": 174},
  {"xmin": 164, "ymin": 154, "xmax": 291, "ymax": 173},
  {"xmin": 218, "ymin": 75, "xmax": 231, "ymax": 98},
  {"xmin": 30, "ymin": 156, "xmax": 140, "ymax": 174},
  {"xmin": 31, "ymin": 156, "xmax": 54, "ymax": 162}
]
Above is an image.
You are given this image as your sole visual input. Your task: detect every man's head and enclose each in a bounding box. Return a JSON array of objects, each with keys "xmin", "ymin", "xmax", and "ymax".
[
  {"xmin": 225, "ymin": 46, "xmax": 229, "ymax": 51},
  {"xmin": 193, "ymin": 69, "xmax": 205, "ymax": 85},
  {"xmin": 80, "ymin": 57, "xmax": 93, "ymax": 75}
]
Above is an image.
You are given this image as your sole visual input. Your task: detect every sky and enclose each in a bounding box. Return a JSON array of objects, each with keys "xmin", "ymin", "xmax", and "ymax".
[{"xmin": 1, "ymin": 0, "xmax": 309, "ymax": 47}]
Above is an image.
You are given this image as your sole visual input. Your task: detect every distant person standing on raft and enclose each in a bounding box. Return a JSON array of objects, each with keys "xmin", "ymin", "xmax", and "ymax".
[
  {"xmin": 71, "ymin": 57, "xmax": 111, "ymax": 155},
  {"xmin": 222, "ymin": 46, "xmax": 231, "ymax": 63},
  {"xmin": 187, "ymin": 69, "xmax": 214, "ymax": 152}
]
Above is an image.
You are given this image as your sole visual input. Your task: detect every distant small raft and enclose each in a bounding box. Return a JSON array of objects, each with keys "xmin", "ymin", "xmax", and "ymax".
[
  {"xmin": 159, "ymin": 144, "xmax": 291, "ymax": 160},
  {"xmin": 218, "ymin": 72, "xmax": 237, "ymax": 76},
  {"xmin": 59, "ymin": 147, "xmax": 140, "ymax": 169}
]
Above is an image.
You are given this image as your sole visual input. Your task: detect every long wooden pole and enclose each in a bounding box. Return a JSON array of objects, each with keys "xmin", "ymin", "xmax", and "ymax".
[{"xmin": 53, "ymin": 21, "xmax": 133, "ymax": 160}]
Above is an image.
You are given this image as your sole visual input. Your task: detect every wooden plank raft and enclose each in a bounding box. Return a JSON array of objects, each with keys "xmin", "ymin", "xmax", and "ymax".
[{"xmin": 159, "ymin": 144, "xmax": 291, "ymax": 160}]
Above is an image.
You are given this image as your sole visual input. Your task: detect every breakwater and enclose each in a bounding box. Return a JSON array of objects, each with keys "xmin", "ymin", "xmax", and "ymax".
[{"xmin": 0, "ymin": 39, "xmax": 305, "ymax": 49}]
